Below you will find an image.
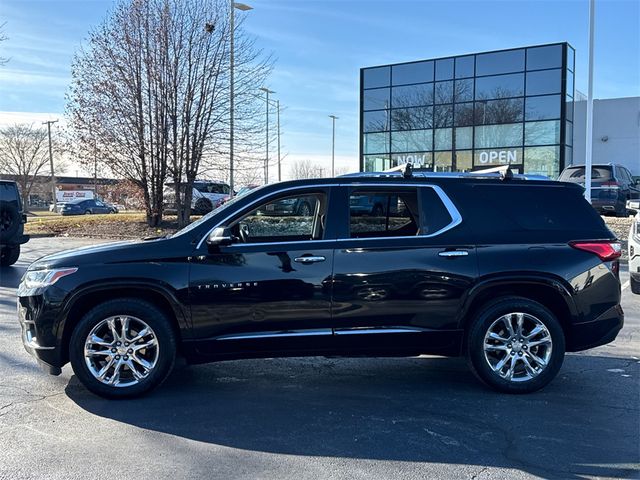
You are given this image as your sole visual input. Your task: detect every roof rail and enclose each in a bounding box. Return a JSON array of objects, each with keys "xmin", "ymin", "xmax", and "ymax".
[{"xmin": 339, "ymin": 164, "xmax": 549, "ymax": 182}]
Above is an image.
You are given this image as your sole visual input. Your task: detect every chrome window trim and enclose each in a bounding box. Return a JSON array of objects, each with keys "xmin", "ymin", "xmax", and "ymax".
[
  {"xmin": 334, "ymin": 327, "xmax": 428, "ymax": 335},
  {"xmin": 196, "ymin": 182, "xmax": 463, "ymax": 249}
]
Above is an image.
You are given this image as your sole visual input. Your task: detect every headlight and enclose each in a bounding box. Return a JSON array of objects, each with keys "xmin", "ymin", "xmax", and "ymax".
[{"xmin": 23, "ymin": 267, "xmax": 78, "ymax": 288}]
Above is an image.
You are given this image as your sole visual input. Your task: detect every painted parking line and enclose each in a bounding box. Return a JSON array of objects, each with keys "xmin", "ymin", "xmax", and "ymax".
[{"xmin": 622, "ymin": 280, "xmax": 630, "ymax": 291}]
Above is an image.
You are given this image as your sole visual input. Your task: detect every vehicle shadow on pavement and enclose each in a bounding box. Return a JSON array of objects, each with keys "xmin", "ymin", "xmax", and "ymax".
[{"xmin": 65, "ymin": 354, "xmax": 639, "ymax": 479}]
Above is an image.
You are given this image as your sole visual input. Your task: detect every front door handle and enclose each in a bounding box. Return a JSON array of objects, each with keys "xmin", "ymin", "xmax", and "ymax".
[
  {"xmin": 438, "ymin": 250, "xmax": 469, "ymax": 258},
  {"xmin": 294, "ymin": 255, "xmax": 326, "ymax": 264}
]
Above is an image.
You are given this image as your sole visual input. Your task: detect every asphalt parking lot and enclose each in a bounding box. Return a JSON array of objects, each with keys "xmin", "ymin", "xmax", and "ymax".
[{"xmin": 0, "ymin": 238, "xmax": 638, "ymax": 480}]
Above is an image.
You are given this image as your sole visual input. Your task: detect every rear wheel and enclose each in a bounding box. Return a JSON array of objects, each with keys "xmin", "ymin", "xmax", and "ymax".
[
  {"xmin": 69, "ymin": 298, "xmax": 176, "ymax": 399},
  {"xmin": 0, "ymin": 202, "xmax": 20, "ymax": 241},
  {"xmin": 631, "ymin": 276, "xmax": 640, "ymax": 295},
  {"xmin": 0, "ymin": 245, "xmax": 20, "ymax": 266},
  {"xmin": 467, "ymin": 297, "xmax": 565, "ymax": 394},
  {"xmin": 84, "ymin": 210, "xmax": 92, "ymax": 215}
]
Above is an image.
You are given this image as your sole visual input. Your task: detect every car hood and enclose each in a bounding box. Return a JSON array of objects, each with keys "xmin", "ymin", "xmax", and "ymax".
[{"xmin": 29, "ymin": 237, "xmax": 175, "ymax": 270}]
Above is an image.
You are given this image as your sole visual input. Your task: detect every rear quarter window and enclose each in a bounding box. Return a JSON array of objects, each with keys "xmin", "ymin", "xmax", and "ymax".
[
  {"xmin": 0, "ymin": 182, "xmax": 19, "ymax": 203},
  {"xmin": 456, "ymin": 183, "xmax": 613, "ymax": 243},
  {"xmin": 558, "ymin": 166, "xmax": 613, "ymax": 182}
]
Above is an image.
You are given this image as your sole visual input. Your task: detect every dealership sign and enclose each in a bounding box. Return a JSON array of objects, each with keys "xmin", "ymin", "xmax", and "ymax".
[
  {"xmin": 474, "ymin": 149, "xmax": 522, "ymax": 166},
  {"xmin": 56, "ymin": 190, "xmax": 95, "ymax": 202},
  {"xmin": 391, "ymin": 153, "xmax": 431, "ymax": 168}
]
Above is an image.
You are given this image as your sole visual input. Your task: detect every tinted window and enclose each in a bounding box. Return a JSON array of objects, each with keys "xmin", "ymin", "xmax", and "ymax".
[
  {"xmin": 363, "ymin": 132, "xmax": 389, "ymax": 154},
  {"xmin": 454, "ymin": 102, "xmax": 474, "ymax": 126},
  {"xmin": 434, "ymin": 104, "xmax": 453, "ymax": 127},
  {"xmin": 435, "ymin": 58, "xmax": 454, "ymax": 80},
  {"xmin": 475, "ymin": 73, "xmax": 524, "ymax": 99},
  {"xmin": 363, "ymin": 67, "xmax": 390, "ymax": 88},
  {"xmin": 526, "ymin": 69, "xmax": 562, "ymax": 95},
  {"xmin": 391, "ymin": 129, "xmax": 433, "ymax": 153},
  {"xmin": 525, "ymin": 120, "xmax": 560, "ymax": 146},
  {"xmin": 434, "ymin": 81, "xmax": 454, "ymax": 104},
  {"xmin": 476, "ymin": 49, "xmax": 524, "ymax": 76},
  {"xmin": 454, "ymin": 79, "xmax": 474, "ymax": 102},
  {"xmin": 434, "ymin": 128, "xmax": 452, "ymax": 150},
  {"xmin": 363, "ymin": 110, "xmax": 389, "ymax": 132},
  {"xmin": 349, "ymin": 189, "xmax": 419, "ymax": 238},
  {"xmin": 234, "ymin": 193, "xmax": 326, "ymax": 242},
  {"xmin": 475, "ymin": 123, "xmax": 523, "ymax": 148},
  {"xmin": 392, "ymin": 84, "xmax": 433, "ymax": 107},
  {"xmin": 526, "ymin": 45, "xmax": 562, "ymax": 70},
  {"xmin": 392, "ymin": 61, "xmax": 433, "ymax": 85},
  {"xmin": 363, "ymin": 88, "xmax": 390, "ymax": 110},
  {"xmin": 475, "ymin": 98, "xmax": 523, "ymax": 125},
  {"xmin": 525, "ymin": 95, "xmax": 561, "ymax": 120},
  {"xmin": 391, "ymin": 106, "xmax": 433, "ymax": 131},
  {"xmin": 465, "ymin": 184, "xmax": 608, "ymax": 239},
  {"xmin": 558, "ymin": 166, "xmax": 613, "ymax": 182},
  {"xmin": 455, "ymin": 127, "xmax": 473, "ymax": 149},
  {"xmin": 455, "ymin": 55, "xmax": 474, "ymax": 78}
]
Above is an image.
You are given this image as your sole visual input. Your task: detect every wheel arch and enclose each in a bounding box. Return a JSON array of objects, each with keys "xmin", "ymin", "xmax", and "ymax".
[
  {"xmin": 459, "ymin": 276, "xmax": 578, "ymax": 343},
  {"xmin": 58, "ymin": 283, "xmax": 189, "ymax": 365}
]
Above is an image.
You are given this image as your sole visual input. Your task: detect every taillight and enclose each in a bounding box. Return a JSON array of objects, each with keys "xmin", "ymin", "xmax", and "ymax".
[
  {"xmin": 601, "ymin": 181, "xmax": 620, "ymax": 188},
  {"xmin": 569, "ymin": 241, "xmax": 622, "ymax": 261}
]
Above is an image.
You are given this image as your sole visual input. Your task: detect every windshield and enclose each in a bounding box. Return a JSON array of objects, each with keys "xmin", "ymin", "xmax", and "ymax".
[{"xmin": 558, "ymin": 166, "xmax": 613, "ymax": 182}]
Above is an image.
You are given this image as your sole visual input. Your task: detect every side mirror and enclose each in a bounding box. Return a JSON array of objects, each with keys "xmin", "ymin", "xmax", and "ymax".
[
  {"xmin": 627, "ymin": 200, "xmax": 640, "ymax": 215},
  {"xmin": 206, "ymin": 227, "xmax": 235, "ymax": 249}
]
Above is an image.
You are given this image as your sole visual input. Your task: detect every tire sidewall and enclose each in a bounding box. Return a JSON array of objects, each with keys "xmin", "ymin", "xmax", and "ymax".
[
  {"xmin": 0, "ymin": 201, "xmax": 21, "ymax": 241},
  {"xmin": 467, "ymin": 297, "xmax": 565, "ymax": 394},
  {"xmin": 0, "ymin": 245, "xmax": 20, "ymax": 266},
  {"xmin": 69, "ymin": 299, "xmax": 176, "ymax": 399}
]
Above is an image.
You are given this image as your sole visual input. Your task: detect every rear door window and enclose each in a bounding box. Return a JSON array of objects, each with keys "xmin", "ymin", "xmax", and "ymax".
[{"xmin": 349, "ymin": 189, "xmax": 419, "ymax": 238}]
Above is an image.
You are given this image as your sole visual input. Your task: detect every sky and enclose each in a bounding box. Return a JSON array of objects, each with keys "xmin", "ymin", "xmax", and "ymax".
[{"xmin": 0, "ymin": 0, "xmax": 639, "ymax": 178}]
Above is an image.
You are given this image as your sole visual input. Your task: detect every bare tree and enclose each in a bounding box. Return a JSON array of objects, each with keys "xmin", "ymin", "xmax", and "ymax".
[
  {"xmin": 289, "ymin": 160, "xmax": 324, "ymax": 180},
  {"xmin": 66, "ymin": 0, "xmax": 272, "ymax": 226},
  {"xmin": 0, "ymin": 124, "xmax": 52, "ymax": 210},
  {"xmin": 0, "ymin": 22, "xmax": 9, "ymax": 66}
]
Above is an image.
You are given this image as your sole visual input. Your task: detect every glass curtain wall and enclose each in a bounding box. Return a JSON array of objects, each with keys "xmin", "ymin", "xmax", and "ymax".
[{"xmin": 361, "ymin": 43, "xmax": 575, "ymax": 178}]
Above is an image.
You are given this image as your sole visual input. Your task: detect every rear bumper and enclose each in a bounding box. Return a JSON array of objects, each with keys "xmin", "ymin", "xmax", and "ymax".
[{"xmin": 567, "ymin": 304, "xmax": 624, "ymax": 351}]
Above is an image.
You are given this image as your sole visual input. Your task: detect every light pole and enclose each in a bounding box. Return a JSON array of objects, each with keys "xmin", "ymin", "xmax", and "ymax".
[
  {"xmin": 42, "ymin": 119, "xmax": 58, "ymax": 206},
  {"xmin": 585, "ymin": 0, "xmax": 595, "ymax": 203},
  {"xmin": 329, "ymin": 115, "xmax": 338, "ymax": 177},
  {"xmin": 228, "ymin": 1, "xmax": 253, "ymax": 197},
  {"xmin": 260, "ymin": 87, "xmax": 275, "ymax": 184},
  {"xmin": 276, "ymin": 99, "xmax": 281, "ymax": 182}
]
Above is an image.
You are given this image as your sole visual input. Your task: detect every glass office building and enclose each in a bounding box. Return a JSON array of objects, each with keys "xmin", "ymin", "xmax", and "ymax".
[{"xmin": 360, "ymin": 43, "xmax": 575, "ymax": 177}]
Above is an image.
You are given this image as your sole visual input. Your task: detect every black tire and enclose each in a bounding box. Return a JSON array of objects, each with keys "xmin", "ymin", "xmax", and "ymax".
[
  {"xmin": 0, "ymin": 201, "xmax": 21, "ymax": 242},
  {"xmin": 0, "ymin": 245, "xmax": 20, "ymax": 267},
  {"xmin": 194, "ymin": 198, "xmax": 213, "ymax": 215},
  {"xmin": 631, "ymin": 276, "xmax": 640, "ymax": 295},
  {"xmin": 69, "ymin": 298, "xmax": 177, "ymax": 399},
  {"xmin": 466, "ymin": 296, "xmax": 565, "ymax": 394},
  {"xmin": 84, "ymin": 210, "xmax": 92, "ymax": 215}
]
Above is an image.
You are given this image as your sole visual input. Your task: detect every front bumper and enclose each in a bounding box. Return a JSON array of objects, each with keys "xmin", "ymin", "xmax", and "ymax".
[
  {"xmin": 567, "ymin": 304, "xmax": 624, "ymax": 351},
  {"xmin": 17, "ymin": 295, "xmax": 63, "ymax": 375}
]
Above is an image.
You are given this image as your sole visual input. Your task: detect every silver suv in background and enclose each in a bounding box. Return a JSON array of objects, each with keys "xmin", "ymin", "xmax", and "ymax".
[{"xmin": 164, "ymin": 180, "xmax": 231, "ymax": 215}]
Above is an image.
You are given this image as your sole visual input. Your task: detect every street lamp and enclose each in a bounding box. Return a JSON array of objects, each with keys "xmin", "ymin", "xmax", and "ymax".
[
  {"xmin": 329, "ymin": 115, "xmax": 338, "ymax": 177},
  {"xmin": 259, "ymin": 87, "xmax": 275, "ymax": 184},
  {"xmin": 229, "ymin": 1, "xmax": 253, "ymax": 197}
]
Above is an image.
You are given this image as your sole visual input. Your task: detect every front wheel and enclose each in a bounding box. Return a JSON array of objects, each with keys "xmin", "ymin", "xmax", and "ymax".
[
  {"xmin": 467, "ymin": 297, "xmax": 565, "ymax": 394},
  {"xmin": 69, "ymin": 298, "xmax": 176, "ymax": 398},
  {"xmin": 0, "ymin": 245, "xmax": 20, "ymax": 266}
]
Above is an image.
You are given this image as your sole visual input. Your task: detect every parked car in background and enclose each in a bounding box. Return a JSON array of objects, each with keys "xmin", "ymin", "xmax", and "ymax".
[
  {"xmin": 628, "ymin": 199, "xmax": 640, "ymax": 294},
  {"xmin": 17, "ymin": 168, "xmax": 624, "ymax": 398},
  {"xmin": 60, "ymin": 199, "xmax": 118, "ymax": 216},
  {"xmin": 0, "ymin": 180, "xmax": 29, "ymax": 266},
  {"xmin": 558, "ymin": 164, "xmax": 640, "ymax": 217},
  {"xmin": 164, "ymin": 180, "xmax": 231, "ymax": 215}
]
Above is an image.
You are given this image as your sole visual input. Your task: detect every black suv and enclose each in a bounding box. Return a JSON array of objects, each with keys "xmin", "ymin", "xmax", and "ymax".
[
  {"xmin": 1, "ymin": 180, "xmax": 29, "ymax": 266},
  {"xmin": 18, "ymin": 169, "xmax": 623, "ymax": 398},
  {"xmin": 558, "ymin": 164, "xmax": 640, "ymax": 216}
]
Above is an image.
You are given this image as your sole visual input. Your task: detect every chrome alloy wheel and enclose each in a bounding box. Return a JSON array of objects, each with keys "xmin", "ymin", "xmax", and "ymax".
[
  {"xmin": 483, "ymin": 312, "xmax": 552, "ymax": 382},
  {"xmin": 84, "ymin": 316, "xmax": 159, "ymax": 387}
]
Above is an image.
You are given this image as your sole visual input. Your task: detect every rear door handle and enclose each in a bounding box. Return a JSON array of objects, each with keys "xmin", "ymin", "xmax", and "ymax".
[
  {"xmin": 294, "ymin": 256, "xmax": 326, "ymax": 264},
  {"xmin": 438, "ymin": 250, "xmax": 469, "ymax": 258}
]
